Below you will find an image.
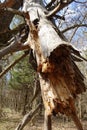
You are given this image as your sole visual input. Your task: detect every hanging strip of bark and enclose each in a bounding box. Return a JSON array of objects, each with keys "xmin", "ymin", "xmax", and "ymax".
[{"xmin": 15, "ymin": 103, "xmax": 41, "ymax": 130}]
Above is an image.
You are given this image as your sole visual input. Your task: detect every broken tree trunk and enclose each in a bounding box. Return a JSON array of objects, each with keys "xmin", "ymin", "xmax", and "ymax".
[{"xmin": 22, "ymin": 1, "xmax": 86, "ymax": 130}]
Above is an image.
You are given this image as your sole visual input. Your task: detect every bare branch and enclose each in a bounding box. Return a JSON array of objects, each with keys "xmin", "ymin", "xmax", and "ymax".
[
  {"xmin": 46, "ymin": 0, "xmax": 56, "ymax": 9},
  {"xmin": 3, "ymin": 7, "xmax": 25, "ymax": 17},
  {"xmin": 0, "ymin": 0, "xmax": 16, "ymax": 9},
  {"xmin": 54, "ymin": 14, "xmax": 65, "ymax": 20},
  {"xmin": 0, "ymin": 23, "xmax": 26, "ymax": 46},
  {"xmin": 74, "ymin": 0, "xmax": 87, "ymax": 4},
  {"xmin": 46, "ymin": 3, "xmax": 61, "ymax": 17},
  {"xmin": 0, "ymin": 52, "xmax": 28, "ymax": 78},
  {"xmin": 61, "ymin": 24, "xmax": 87, "ymax": 33},
  {"xmin": 15, "ymin": 103, "xmax": 41, "ymax": 130},
  {"xmin": 0, "ymin": 0, "xmax": 23, "ymax": 9},
  {"xmin": 0, "ymin": 39, "xmax": 30, "ymax": 60},
  {"xmin": 46, "ymin": 0, "xmax": 74, "ymax": 18},
  {"xmin": 0, "ymin": 0, "xmax": 23, "ymax": 33}
]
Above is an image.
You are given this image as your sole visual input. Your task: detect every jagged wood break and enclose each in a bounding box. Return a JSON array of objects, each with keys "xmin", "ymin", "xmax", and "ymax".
[{"xmin": 23, "ymin": 1, "xmax": 86, "ymax": 130}]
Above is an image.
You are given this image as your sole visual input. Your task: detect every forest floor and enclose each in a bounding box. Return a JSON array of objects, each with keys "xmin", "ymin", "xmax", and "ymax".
[{"xmin": 0, "ymin": 108, "xmax": 87, "ymax": 130}]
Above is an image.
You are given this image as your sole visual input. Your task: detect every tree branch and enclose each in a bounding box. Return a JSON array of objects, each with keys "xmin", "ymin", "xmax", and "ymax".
[
  {"xmin": 46, "ymin": 3, "xmax": 61, "ymax": 17},
  {"xmin": 46, "ymin": 0, "xmax": 56, "ymax": 9},
  {"xmin": 74, "ymin": 0, "xmax": 87, "ymax": 4},
  {"xmin": 61, "ymin": 24, "xmax": 87, "ymax": 33},
  {"xmin": 0, "ymin": 0, "xmax": 16, "ymax": 9},
  {"xmin": 54, "ymin": 14, "xmax": 65, "ymax": 20},
  {"xmin": 0, "ymin": 0, "xmax": 23, "ymax": 33},
  {"xmin": 46, "ymin": 0, "xmax": 74, "ymax": 18},
  {"xmin": 0, "ymin": 23, "xmax": 26, "ymax": 46},
  {"xmin": 3, "ymin": 7, "xmax": 25, "ymax": 17},
  {"xmin": 0, "ymin": 0, "xmax": 23, "ymax": 9},
  {"xmin": 0, "ymin": 39, "xmax": 30, "ymax": 60},
  {"xmin": 0, "ymin": 52, "xmax": 28, "ymax": 78},
  {"xmin": 15, "ymin": 103, "xmax": 41, "ymax": 130}
]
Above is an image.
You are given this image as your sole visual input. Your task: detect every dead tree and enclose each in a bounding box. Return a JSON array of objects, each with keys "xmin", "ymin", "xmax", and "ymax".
[
  {"xmin": 0, "ymin": 0, "xmax": 87, "ymax": 130},
  {"xmin": 21, "ymin": 1, "xmax": 86, "ymax": 130}
]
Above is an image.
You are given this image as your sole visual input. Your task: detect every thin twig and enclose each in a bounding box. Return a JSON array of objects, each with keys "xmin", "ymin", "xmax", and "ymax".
[{"xmin": 62, "ymin": 24, "xmax": 87, "ymax": 33}]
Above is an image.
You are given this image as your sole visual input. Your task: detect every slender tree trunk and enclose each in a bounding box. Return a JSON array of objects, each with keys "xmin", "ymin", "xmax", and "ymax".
[
  {"xmin": 44, "ymin": 111, "xmax": 52, "ymax": 130},
  {"xmin": 22, "ymin": 88, "xmax": 28, "ymax": 115},
  {"xmin": 78, "ymin": 95, "xmax": 82, "ymax": 120}
]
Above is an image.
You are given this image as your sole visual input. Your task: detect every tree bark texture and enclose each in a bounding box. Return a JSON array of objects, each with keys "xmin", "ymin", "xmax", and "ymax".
[
  {"xmin": 44, "ymin": 111, "xmax": 52, "ymax": 130},
  {"xmin": 22, "ymin": 1, "xmax": 86, "ymax": 130}
]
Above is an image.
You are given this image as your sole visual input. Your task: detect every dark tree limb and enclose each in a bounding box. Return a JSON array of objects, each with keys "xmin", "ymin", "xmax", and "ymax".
[
  {"xmin": 0, "ymin": 0, "xmax": 23, "ymax": 9},
  {"xmin": 46, "ymin": 3, "xmax": 61, "ymax": 18},
  {"xmin": 0, "ymin": 23, "xmax": 26, "ymax": 46},
  {"xmin": 46, "ymin": 0, "xmax": 56, "ymax": 9},
  {"xmin": 62, "ymin": 24, "xmax": 87, "ymax": 33},
  {"xmin": 46, "ymin": 0, "xmax": 74, "ymax": 18},
  {"xmin": 74, "ymin": 0, "xmax": 87, "ymax": 4},
  {"xmin": 0, "ymin": 52, "xmax": 28, "ymax": 78},
  {"xmin": 0, "ymin": 38, "xmax": 29, "ymax": 60},
  {"xmin": 54, "ymin": 14, "xmax": 65, "ymax": 20},
  {"xmin": 3, "ymin": 7, "xmax": 25, "ymax": 17},
  {"xmin": 15, "ymin": 103, "xmax": 41, "ymax": 130},
  {"xmin": 0, "ymin": 0, "xmax": 23, "ymax": 33}
]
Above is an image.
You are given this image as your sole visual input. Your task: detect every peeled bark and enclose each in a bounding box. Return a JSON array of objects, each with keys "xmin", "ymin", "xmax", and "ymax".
[{"xmin": 22, "ymin": 1, "xmax": 86, "ymax": 130}]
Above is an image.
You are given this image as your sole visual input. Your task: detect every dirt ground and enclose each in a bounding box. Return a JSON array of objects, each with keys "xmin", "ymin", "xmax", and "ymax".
[
  {"xmin": 0, "ymin": 108, "xmax": 87, "ymax": 130},
  {"xmin": 24, "ymin": 116, "xmax": 87, "ymax": 130}
]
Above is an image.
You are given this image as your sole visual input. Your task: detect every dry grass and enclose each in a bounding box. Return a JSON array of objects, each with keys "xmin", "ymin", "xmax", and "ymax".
[
  {"xmin": 0, "ymin": 108, "xmax": 22, "ymax": 130},
  {"xmin": 24, "ymin": 116, "xmax": 87, "ymax": 130},
  {"xmin": 0, "ymin": 108, "xmax": 87, "ymax": 130}
]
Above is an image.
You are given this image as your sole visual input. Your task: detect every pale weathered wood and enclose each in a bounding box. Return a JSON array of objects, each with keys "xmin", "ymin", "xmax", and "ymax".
[
  {"xmin": 22, "ymin": 1, "xmax": 86, "ymax": 130},
  {"xmin": 44, "ymin": 111, "xmax": 52, "ymax": 130}
]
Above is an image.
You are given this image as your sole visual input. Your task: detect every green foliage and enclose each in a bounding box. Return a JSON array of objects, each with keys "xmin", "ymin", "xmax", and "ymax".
[{"xmin": 9, "ymin": 53, "xmax": 35, "ymax": 90}]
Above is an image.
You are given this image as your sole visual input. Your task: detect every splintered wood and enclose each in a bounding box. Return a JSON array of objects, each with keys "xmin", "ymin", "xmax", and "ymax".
[{"xmin": 23, "ymin": 1, "xmax": 86, "ymax": 130}]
